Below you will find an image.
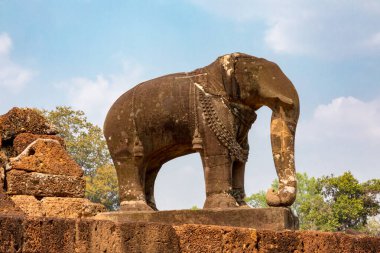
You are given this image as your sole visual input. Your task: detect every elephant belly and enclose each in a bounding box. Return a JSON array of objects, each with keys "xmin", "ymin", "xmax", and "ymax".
[{"xmin": 104, "ymin": 75, "xmax": 194, "ymax": 163}]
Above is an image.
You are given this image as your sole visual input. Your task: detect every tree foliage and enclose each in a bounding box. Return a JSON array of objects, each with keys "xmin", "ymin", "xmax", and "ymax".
[
  {"xmin": 317, "ymin": 172, "xmax": 380, "ymax": 231},
  {"xmin": 246, "ymin": 172, "xmax": 380, "ymax": 233},
  {"xmin": 42, "ymin": 106, "xmax": 110, "ymax": 176},
  {"xmin": 42, "ymin": 106, "xmax": 119, "ymax": 210},
  {"xmin": 85, "ymin": 164, "xmax": 119, "ymax": 210},
  {"xmin": 245, "ymin": 190, "xmax": 267, "ymax": 208}
]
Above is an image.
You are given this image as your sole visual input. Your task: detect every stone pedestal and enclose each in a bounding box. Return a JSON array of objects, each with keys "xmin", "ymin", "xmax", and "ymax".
[{"xmin": 95, "ymin": 207, "xmax": 299, "ymax": 230}]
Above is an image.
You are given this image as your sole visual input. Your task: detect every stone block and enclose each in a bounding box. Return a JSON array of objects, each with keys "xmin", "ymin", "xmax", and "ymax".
[
  {"xmin": 0, "ymin": 107, "xmax": 57, "ymax": 141},
  {"xmin": 6, "ymin": 170, "xmax": 85, "ymax": 198},
  {"xmin": 10, "ymin": 195, "xmax": 44, "ymax": 217},
  {"xmin": 95, "ymin": 207, "xmax": 298, "ymax": 230},
  {"xmin": 257, "ymin": 230, "xmax": 303, "ymax": 252},
  {"xmin": 9, "ymin": 139, "xmax": 83, "ymax": 177},
  {"xmin": 41, "ymin": 197, "xmax": 106, "ymax": 218},
  {"xmin": 0, "ymin": 151, "xmax": 7, "ymax": 169},
  {"xmin": 0, "ymin": 214, "xmax": 379, "ymax": 252},
  {"xmin": 0, "ymin": 214, "xmax": 24, "ymax": 252},
  {"xmin": 10, "ymin": 196, "xmax": 105, "ymax": 218},
  {"xmin": 22, "ymin": 217, "xmax": 76, "ymax": 252},
  {"xmin": 0, "ymin": 193, "xmax": 25, "ymax": 215},
  {"xmin": 174, "ymin": 224, "xmax": 257, "ymax": 252},
  {"xmin": 13, "ymin": 133, "xmax": 65, "ymax": 155}
]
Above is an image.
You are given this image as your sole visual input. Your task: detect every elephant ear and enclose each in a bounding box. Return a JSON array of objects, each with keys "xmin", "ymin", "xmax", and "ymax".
[{"xmin": 232, "ymin": 54, "xmax": 261, "ymax": 100}]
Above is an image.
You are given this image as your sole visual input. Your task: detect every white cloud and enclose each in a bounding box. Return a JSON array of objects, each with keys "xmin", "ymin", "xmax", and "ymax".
[
  {"xmin": 188, "ymin": 0, "xmax": 380, "ymax": 57},
  {"xmin": 297, "ymin": 96, "xmax": 380, "ymax": 181},
  {"xmin": 364, "ymin": 32, "xmax": 380, "ymax": 49},
  {"xmin": 58, "ymin": 61, "xmax": 144, "ymax": 126},
  {"xmin": 300, "ymin": 97, "xmax": 380, "ymax": 142},
  {"xmin": 0, "ymin": 33, "xmax": 12, "ymax": 55},
  {"xmin": 0, "ymin": 33, "xmax": 36, "ymax": 92}
]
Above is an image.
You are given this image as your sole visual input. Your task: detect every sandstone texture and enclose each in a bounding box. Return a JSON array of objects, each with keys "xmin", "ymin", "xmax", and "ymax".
[
  {"xmin": 6, "ymin": 170, "xmax": 85, "ymax": 198},
  {"xmin": 13, "ymin": 133, "xmax": 65, "ymax": 155},
  {"xmin": 0, "ymin": 215, "xmax": 379, "ymax": 253},
  {"xmin": 0, "ymin": 107, "xmax": 56, "ymax": 141},
  {"xmin": 0, "ymin": 151, "xmax": 7, "ymax": 169},
  {"xmin": 9, "ymin": 195, "xmax": 42, "ymax": 216},
  {"xmin": 10, "ymin": 196, "xmax": 105, "ymax": 218},
  {"xmin": 41, "ymin": 197, "xmax": 106, "ymax": 218},
  {"xmin": 9, "ymin": 138, "xmax": 82, "ymax": 177},
  {"xmin": 0, "ymin": 166, "xmax": 4, "ymax": 190},
  {"xmin": 0, "ymin": 193, "xmax": 25, "ymax": 216},
  {"xmin": 95, "ymin": 207, "xmax": 298, "ymax": 230},
  {"xmin": 174, "ymin": 224, "xmax": 257, "ymax": 252},
  {"xmin": 0, "ymin": 107, "xmax": 105, "ymax": 221}
]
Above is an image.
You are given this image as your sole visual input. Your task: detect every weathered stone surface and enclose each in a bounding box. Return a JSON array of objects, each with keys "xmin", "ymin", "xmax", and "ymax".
[
  {"xmin": 260, "ymin": 229, "xmax": 380, "ymax": 253},
  {"xmin": 9, "ymin": 139, "xmax": 83, "ymax": 177},
  {"xmin": 257, "ymin": 229, "xmax": 302, "ymax": 252},
  {"xmin": 0, "ymin": 107, "xmax": 57, "ymax": 141},
  {"xmin": 13, "ymin": 133, "xmax": 65, "ymax": 155},
  {"xmin": 65, "ymin": 220, "xmax": 181, "ymax": 253},
  {"xmin": 298, "ymin": 230, "xmax": 380, "ymax": 253},
  {"xmin": 0, "ymin": 214, "xmax": 24, "ymax": 252},
  {"xmin": 22, "ymin": 217, "xmax": 76, "ymax": 253},
  {"xmin": 0, "ymin": 215, "xmax": 180, "ymax": 253},
  {"xmin": 0, "ymin": 166, "xmax": 4, "ymax": 190},
  {"xmin": 6, "ymin": 170, "xmax": 85, "ymax": 198},
  {"xmin": 0, "ymin": 193, "xmax": 25, "ymax": 216},
  {"xmin": 10, "ymin": 195, "xmax": 43, "ymax": 217},
  {"xmin": 41, "ymin": 197, "xmax": 105, "ymax": 218},
  {"xmin": 10, "ymin": 196, "xmax": 105, "ymax": 218},
  {"xmin": 174, "ymin": 224, "xmax": 257, "ymax": 252},
  {"xmin": 0, "ymin": 215, "xmax": 379, "ymax": 253},
  {"xmin": 95, "ymin": 207, "xmax": 298, "ymax": 230},
  {"xmin": 0, "ymin": 151, "xmax": 7, "ymax": 169}
]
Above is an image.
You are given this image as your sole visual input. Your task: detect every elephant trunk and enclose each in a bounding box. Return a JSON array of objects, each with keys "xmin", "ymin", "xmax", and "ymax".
[{"xmin": 266, "ymin": 105, "xmax": 299, "ymax": 207}]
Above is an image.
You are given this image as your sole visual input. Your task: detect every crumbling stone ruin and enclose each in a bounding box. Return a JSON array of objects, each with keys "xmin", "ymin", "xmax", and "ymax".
[{"xmin": 0, "ymin": 107, "xmax": 105, "ymax": 218}]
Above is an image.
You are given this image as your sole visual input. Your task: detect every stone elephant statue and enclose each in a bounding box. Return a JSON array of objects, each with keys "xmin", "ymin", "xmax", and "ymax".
[{"xmin": 104, "ymin": 53, "xmax": 300, "ymax": 211}]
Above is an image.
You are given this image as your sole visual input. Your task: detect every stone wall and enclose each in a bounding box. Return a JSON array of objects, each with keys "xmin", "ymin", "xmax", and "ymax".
[
  {"xmin": 0, "ymin": 214, "xmax": 379, "ymax": 253},
  {"xmin": 0, "ymin": 107, "xmax": 105, "ymax": 218}
]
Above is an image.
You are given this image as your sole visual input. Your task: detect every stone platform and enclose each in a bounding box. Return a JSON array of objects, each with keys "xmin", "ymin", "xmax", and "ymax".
[
  {"xmin": 95, "ymin": 207, "xmax": 299, "ymax": 230},
  {"xmin": 1, "ymin": 214, "xmax": 379, "ymax": 252}
]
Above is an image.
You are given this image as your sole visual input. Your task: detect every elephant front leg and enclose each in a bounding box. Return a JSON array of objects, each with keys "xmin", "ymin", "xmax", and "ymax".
[{"xmin": 201, "ymin": 153, "xmax": 239, "ymax": 209}]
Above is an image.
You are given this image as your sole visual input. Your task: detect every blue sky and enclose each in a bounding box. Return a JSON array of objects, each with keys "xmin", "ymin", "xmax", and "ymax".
[{"xmin": 1, "ymin": 0, "xmax": 380, "ymax": 210}]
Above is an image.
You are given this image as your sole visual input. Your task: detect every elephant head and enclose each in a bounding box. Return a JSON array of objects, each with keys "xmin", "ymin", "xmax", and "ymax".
[{"xmin": 219, "ymin": 53, "xmax": 300, "ymax": 207}]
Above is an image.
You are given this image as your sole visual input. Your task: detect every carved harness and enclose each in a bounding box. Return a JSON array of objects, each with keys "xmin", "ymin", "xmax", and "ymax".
[{"xmin": 192, "ymin": 80, "xmax": 254, "ymax": 163}]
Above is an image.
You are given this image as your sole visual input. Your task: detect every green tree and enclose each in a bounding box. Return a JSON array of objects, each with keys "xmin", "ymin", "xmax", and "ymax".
[
  {"xmin": 245, "ymin": 172, "xmax": 323, "ymax": 229},
  {"xmin": 42, "ymin": 106, "xmax": 119, "ymax": 210},
  {"xmin": 317, "ymin": 172, "xmax": 380, "ymax": 231},
  {"xmin": 246, "ymin": 172, "xmax": 380, "ymax": 233},
  {"xmin": 85, "ymin": 164, "xmax": 119, "ymax": 210},
  {"xmin": 43, "ymin": 106, "xmax": 110, "ymax": 176},
  {"xmin": 245, "ymin": 190, "xmax": 267, "ymax": 208}
]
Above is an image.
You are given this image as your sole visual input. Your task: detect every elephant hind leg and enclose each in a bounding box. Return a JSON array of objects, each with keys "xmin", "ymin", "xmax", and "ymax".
[
  {"xmin": 114, "ymin": 157, "xmax": 153, "ymax": 211},
  {"xmin": 145, "ymin": 167, "xmax": 161, "ymax": 211}
]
